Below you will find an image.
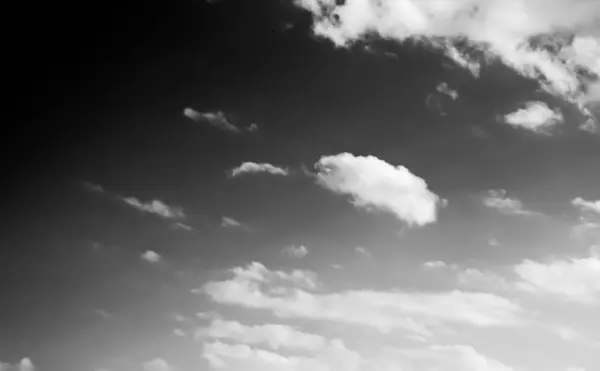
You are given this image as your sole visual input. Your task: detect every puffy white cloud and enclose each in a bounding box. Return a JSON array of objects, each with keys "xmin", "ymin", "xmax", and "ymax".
[
  {"xmin": 283, "ymin": 245, "xmax": 309, "ymax": 258},
  {"xmin": 504, "ymin": 101, "xmax": 563, "ymax": 134},
  {"xmin": 141, "ymin": 250, "xmax": 162, "ymax": 263},
  {"xmin": 315, "ymin": 153, "xmax": 443, "ymax": 226},
  {"xmin": 513, "ymin": 250, "xmax": 600, "ymax": 304},
  {"xmin": 294, "ymin": 0, "xmax": 600, "ymax": 118},
  {"xmin": 482, "ymin": 189, "xmax": 538, "ymax": 216},
  {"xmin": 202, "ymin": 262, "xmax": 525, "ymax": 338},
  {"xmin": 572, "ymin": 197, "xmax": 600, "ymax": 214},
  {"xmin": 122, "ymin": 197, "xmax": 185, "ymax": 220},
  {"xmin": 0, "ymin": 358, "xmax": 35, "ymax": 371},
  {"xmin": 231, "ymin": 162, "xmax": 289, "ymax": 177},
  {"xmin": 143, "ymin": 358, "xmax": 173, "ymax": 371},
  {"xmin": 196, "ymin": 318, "xmax": 327, "ymax": 351},
  {"xmin": 183, "ymin": 108, "xmax": 241, "ymax": 133}
]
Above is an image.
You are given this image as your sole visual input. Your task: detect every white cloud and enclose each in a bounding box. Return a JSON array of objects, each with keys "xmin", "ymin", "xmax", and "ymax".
[
  {"xmin": 315, "ymin": 153, "xmax": 443, "ymax": 226},
  {"xmin": 143, "ymin": 358, "xmax": 173, "ymax": 371},
  {"xmin": 482, "ymin": 189, "xmax": 538, "ymax": 216},
  {"xmin": 231, "ymin": 162, "xmax": 289, "ymax": 177},
  {"xmin": 183, "ymin": 108, "xmax": 241, "ymax": 133},
  {"xmin": 141, "ymin": 250, "xmax": 162, "ymax": 263},
  {"xmin": 0, "ymin": 359, "xmax": 35, "ymax": 371},
  {"xmin": 173, "ymin": 329, "xmax": 186, "ymax": 337},
  {"xmin": 202, "ymin": 262, "xmax": 525, "ymax": 338},
  {"xmin": 122, "ymin": 197, "xmax": 185, "ymax": 220},
  {"xmin": 504, "ymin": 101, "xmax": 563, "ymax": 134},
  {"xmin": 196, "ymin": 318, "xmax": 327, "ymax": 351},
  {"xmin": 294, "ymin": 0, "xmax": 600, "ymax": 119},
  {"xmin": 457, "ymin": 268, "xmax": 512, "ymax": 292},
  {"xmin": 283, "ymin": 245, "xmax": 309, "ymax": 258},
  {"xmin": 221, "ymin": 216, "xmax": 249, "ymax": 230},
  {"xmin": 513, "ymin": 250, "xmax": 600, "ymax": 304},
  {"xmin": 572, "ymin": 197, "xmax": 600, "ymax": 214},
  {"xmin": 83, "ymin": 181, "xmax": 105, "ymax": 193}
]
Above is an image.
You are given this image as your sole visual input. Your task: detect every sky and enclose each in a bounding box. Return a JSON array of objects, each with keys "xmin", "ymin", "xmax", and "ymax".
[{"xmin": 2, "ymin": 0, "xmax": 600, "ymax": 370}]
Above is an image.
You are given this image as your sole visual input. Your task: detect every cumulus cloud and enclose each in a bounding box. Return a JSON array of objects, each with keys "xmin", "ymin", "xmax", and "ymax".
[
  {"xmin": 572, "ymin": 197, "xmax": 600, "ymax": 214},
  {"xmin": 513, "ymin": 249, "xmax": 600, "ymax": 305},
  {"xmin": 294, "ymin": 0, "xmax": 600, "ymax": 120},
  {"xmin": 142, "ymin": 358, "xmax": 173, "ymax": 371},
  {"xmin": 482, "ymin": 189, "xmax": 539, "ymax": 216},
  {"xmin": 141, "ymin": 250, "xmax": 162, "ymax": 263},
  {"xmin": 315, "ymin": 153, "xmax": 443, "ymax": 226},
  {"xmin": 201, "ymin": 262, "xmax": 525, "ymax": 338},
  {"xmin": 122, "ymin": 197, "xmax": 185, "ymax": 220},
  {"xmin": 0, "ymin": 358, "xmax": 35, "ymax": 371},
  {"xmin": 183, "ymin": 108, "xmax": 242, "ymax": 133},
  {"xmin": 504, "ymin": 101, "xmax": 564, "ymax": 134},
  {"xmin": 422, "ymin": 261, "xmax": 447, "ymax": 269},
  {"xmin": 230, "ymin": 162, "xmax": 289, "ymax": 177},
  {"xmin": 354, "ymin": 246, "xmax": 371, "ymax": 257},
  {"xmin": 283, "ymin": 245, "xmax": 309, "ymax": 258}
]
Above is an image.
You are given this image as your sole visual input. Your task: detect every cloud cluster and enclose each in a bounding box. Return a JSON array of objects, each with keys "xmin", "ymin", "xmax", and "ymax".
[
  {"xmin": 315, "ymin": 153, "xmax": 443, "ymax": 226},
  {"xmin": 0, "ymin": 358, "xmax": 35, "ymax": 371},
  {"xmin": 202, "ymin": 262, "xmax": 525, "ymax": 339},
  {"xmin": 294, "ymin": 0, "xmax": 600, "ymax": 129}
]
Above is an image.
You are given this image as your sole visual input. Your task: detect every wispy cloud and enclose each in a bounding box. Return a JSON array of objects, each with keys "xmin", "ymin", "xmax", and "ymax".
[
  {"xmin": 282, "ymin": 245, "xmax": 309, "ymax": 258},
  {"xmin": 504, "ymin": 101, "xmax": 563, "ymax": 134},
  {"xmin": 230, "ymin": 162, "xmax": 289, "ymax": 177},
  {"xmin": 183, "ymin": 108, "xmax": 242, "ymax": 134},
  {"xmin": 141, "ymin": 250, "xmax": 162, "ymax": 263},
  {"xmin": 221, "ymin": 216, "xmax": 244, "ymax": 228},
  {"xmin": 354, "ymin": 246, "xmax": 371, "ymax": 258},
  {"xmin": 482, "ymin": 189, "xmax": 539, "ymax": 216},
  {"xmin": 436, "ymin": 82, "xmax": 458, "ymax": 100},
  {"xmin": 122, "ymin": 197, "xmax": 185, "ymax": 220},
  {"xmin": 315, "ymin": 153, "xmax": 443, "ymax": 226}
]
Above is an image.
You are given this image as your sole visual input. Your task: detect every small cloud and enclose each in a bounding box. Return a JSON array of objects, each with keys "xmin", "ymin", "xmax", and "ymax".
[
  {"xmin": 94, "ymin": 309, "xmax": 112, "ymax": 319},
  {"xmin": 282, "ymin": 245, "xmax": 309, "ymax": 258},
  {"xmin": 503, "ymin": 102, "xmax": 563, "ymax": 135},
  {"xmin": 246, "ymin": 123, "xmax": 259, "ymax": 132},
  {"xmin": 423, "ymin": 261, "xmax": 447, "ymax": 269},
  {"xmin": 332, "ymin": 264, "xmax": 344, "ymax": 270},
  {"xmin": 173, "ymin": 329, "xmax": 186, "ymax": 337},
  {"xmin": 230, "ymin": 162, "xmax": 289, "ymax": 177},
  {"xmin": 482, "ymin": 189, "xmax": 539, "ymax": 216},
  {"xmin": 436, "ymin": 82, "xmax": 459, "ymax": 100},
  {"xmin": 183, "ymin": 108, "xmax": 241, "ymax": 134},
  {"xmin": 221, "ymin": 216, "xmax": 242, "ymax": 228},
  {"xmin": 580, "ymin": 117, "xmax": 598, "ymax": 133},
  {"xmin": 122, "ymin": 197, "xmax": 185, "ymax": 220},
  {"xmin": 83, "ymin": 181, "xmax": 105, "ymax": 193},
  {"xmin": 142, "ymin": 358, "xmax": 173, "ymax": 371},
  {"xmin": 488, "ymin": 238, "xmax": 501, "ymax": 247},
  {"xmin": 354, "ymin": 246, "xmax": 371, "ymax": 257},
  {"xmin": 141, "ymin": 250, "xmax": 161, "ymax": 263}
]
